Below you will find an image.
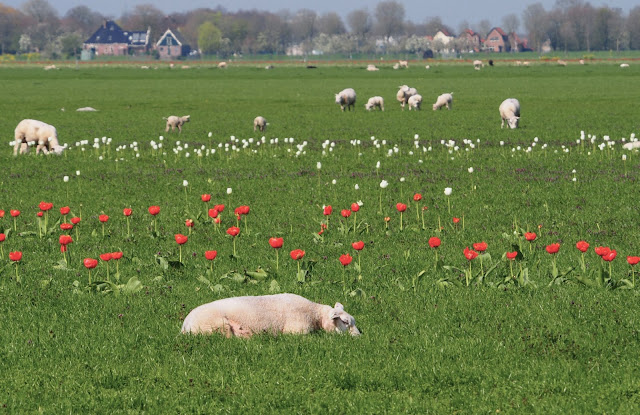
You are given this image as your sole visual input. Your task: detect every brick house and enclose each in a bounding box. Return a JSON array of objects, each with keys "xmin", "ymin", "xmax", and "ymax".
[
  {"xmin": 155, "ymin": 29, "xmax": 191, "ymax": 59},
  {"xmin": 458, "ymin": 29, "xmax": 481, "ymax": 53},
  {"xmin": 483, "ymin": 27, "xmax": 510, "ymax": 52},
  {"xmin": 83, "ymin": 20, "xmax": 150, "ymax": 56}
]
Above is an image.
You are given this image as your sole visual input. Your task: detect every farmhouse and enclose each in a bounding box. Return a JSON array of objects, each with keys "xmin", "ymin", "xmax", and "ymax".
[
  {"xmin": 83, "ymin": 20, "xmax": 150, "ymax": 57},
  {"xmin": 484, "ymin": 27, "xmax": 510, "ymax": 52},
  {"xmin": 458, "ymin": 29, "xmax": 481, "ymax": 53},
  {"xmin": 155, "ymin": 29, "xmax": 191, "ymax": 59}
]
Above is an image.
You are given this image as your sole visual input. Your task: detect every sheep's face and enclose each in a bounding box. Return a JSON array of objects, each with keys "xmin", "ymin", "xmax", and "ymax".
[
  {"xmin": 329, "ymin": 303, "xmax": 361, "ymax": 336},
  {"xmin": 365, "ymin": 103, "xmax": 372, "ymax": 110},
  {"xmin": 507, "ymin": 117, "xmax": 520, "ymax": 129},
  {"xmin": 335, "ymin": 94, "xmax": 343, "ymax": 105},
  {"xmin": 52, "ymin": 145, "xmax": 65, "ymax": 155}
]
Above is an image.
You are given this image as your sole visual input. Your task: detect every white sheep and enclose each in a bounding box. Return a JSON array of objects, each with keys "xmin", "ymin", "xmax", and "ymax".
[
  {"xmin": 253, "ymin": 116, "xmax": 267, "ymax": 132},
  {"xmin": 398, "ymin": 60, "xmax": 408, "ymax": 68},
  {"xmin": 181, "ymin": 293, "xmax": 361, "ymax": 337},
  {"xmin": 364, "ymin": 96, "xmax": 384, "ymax": 111},
  {"xmin": 473, "ymin": 60, "xmax": 483, "ymax": 70},
  {"xmin": 335, "ymin": 88, "xmax": 356, "ymax": 111},
  {"xmin": 164, "ymin": 115, "xmax": 190, "ymax": 132},
  {"xmin": 557, "ymin": 60, "xmax": 567, "ymax": 66},
  {"xmin": 620, "ymin": 63, "xmax": 630, "ymax": 68},
  {"xmin": 396, "ymin": 85, "xmax": 417, "ymax": 110},
  {"xmin": 366, "ymin": 64, "xmax": 379, "ymax": 71},
  {"xmin": 407, "ymin": 94, "xmax": 422, "ymax": 110},
  {"xmin": 13, "ymin": 119, "xmax": 64, "ymax": 156},
  {"xmin": 499, "ymin": 98, "xmax": 521, "ymax": 129},
  {"xmin": 432, "ymin": 93, "xmax": 453, "ymax": 110},
  {"xmin": 218, "ymin": 62, "xmax": 227, "ymax": 68}
]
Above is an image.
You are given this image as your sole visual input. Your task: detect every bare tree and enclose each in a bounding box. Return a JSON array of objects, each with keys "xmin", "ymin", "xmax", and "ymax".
[
  {"xmin": 502, "ymin": 14, "xmax": 520, "ymax": 34},
  {"xmin": 374, "ymin": 0, "xmax": 405, "ymax": 41},
  {"xmin": 21, "ymin": 0, "xmax": 60, "ymax": 53},
  {"xmin": 291, "ymin": 8, "xmax": 317, "ymax": 52},
  {"xmin": 317, "ymin": 12, "xmax": 346, "ymax": 35},
  {"xmin": 62, "ymin": 6, "xmax": 104, "ymax": 39},
  {"xmin": 523, "ymin": 3, "xmax": 550, "ymax": 52},
  {"xmin": 457, "ymin": 20, "xmax": 470, "ymax": 35},
  {"xmin": 474, "ymin": 19, "xmax": 492, "ymax": 39},
  {"xmin": 0, "ymin": 4, "xmax": 25, "ymax": 54},
  {"xmin": 120, "ymin": 4, "xmax": 165, "ymax": 43},
  {"xmin": 347, "ymin": 8, "xmax": 372, "ymax": 53},
  {"xmin": 627, "ymin": 6, "xmax": 640, "ymax": 50}
]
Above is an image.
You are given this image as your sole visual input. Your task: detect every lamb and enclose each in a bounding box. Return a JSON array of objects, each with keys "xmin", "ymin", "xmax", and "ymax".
[
  {"xmin": 557, "ymin": 60, "xmax": 567, "ymax": 66},
  {"xmin": 164, "ymin": 115, "xmax": 190, "ymax": 132},
  {"xmin": 473, "ymin": 60, "xmax": 483, "ymax": 70},
  {"xmin": 253, "ymin": 116, "xmax": 267, "ymax": 132},
  {"xmin": 398, "ymin": 60, "xmax": 408, "ymax": 68},
  {"xmin": 620, "ymin": 63, "xmax": 630, "ymax": 68},
  {"xmin": 335, "ymin": 88, "xmax": 356, "ymax": 111},
  {"xmin": 432, "ymin": 93, "xmax": 453, "ymax": 111},
  {"xmin": 13, "ymin": 119, "xmax": 64, "ymax": 156},
  {"xmin": 396, "ymin": 85, "xmax": 417, "ymax": 110},
  {"xmin": 181, "ymin": 293, "xmax": 361, "ymax": 337},
  {"xmin": 364, "ymin": 96, "xmax": 384, "ymax": 111},
  {"xmin": 218, "ymin": 62, "xmax": 227, "ymax": 68},
  {"xmin": 499, "ymin": 98, "xmax": 521, "ymax": 129},
  {"xmin": 407, "ymin": 94, "xmax": 422, "ymax": 110}
]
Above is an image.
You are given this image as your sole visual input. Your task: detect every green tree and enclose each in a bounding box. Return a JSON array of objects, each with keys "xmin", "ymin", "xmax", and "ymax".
[{"xmin": 198, "ymin": 21, "xmax": 222, "ymax": 54}]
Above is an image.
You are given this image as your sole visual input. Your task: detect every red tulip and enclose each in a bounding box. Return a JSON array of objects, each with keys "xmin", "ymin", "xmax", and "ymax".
[
  {"xmin": 452, "ymin": 217, "xmax": 460, "ymax": 224},
  {"xmin": 290, "ymin": 249, "xmax": 305, "ymax": 260},
  {"xmin": 463, "ymin": 247, "xmax": 478, "ymax": 261},
  {"xmin": 59, "ymin": 235, "xmax": 73, "ymax": 246},
  {"xmin": 123, "ymin": 208, "xmax": 132, "ymax": 216},
  {"xmin": 83, "ymin": 258, "xmax": 98, "ymax": 269},
  {"xmin": 351, "ymin": 203, "xmax": 360, "ymax": 212},
  {"xmin": 428, "ymin": 237, "xmax": 441, "ymax": 248},
  {"xmin": 396, "ymin": 203, "xmax": 407, "ymax": 212},
  {"xmin": 214, "ymin": 217, "xmax": 221, "ymax": 224},
  {"xmin": 0, "ymin": 209, "xmax": 4, "ymax": 218},
  {"xmin": 148, "ymin": 206, "xmax": 160, "ymax": 216},
  {"xmin": 10, "ymin": 209, "xmax": 20, "ymax": 217},
  {"xmin": 71, "ymin": 217, "xmax": 81, "ymax": 225},
  {"xmin": 39, "ymin": 202, "xmax": 53, "ymax": 211},
  {"xmin": 214, "ymin": 204, "xmax": 225, "ymax": 213},
  {"xmin": 323, "ymin": 205, "xmax": 332, "ymax": 216},
  {"xmin": 524, "ymin": 232, "xmax": 537, "ymax": 241},
  {"xmin": 602, "ymin": 250, "xmax": 617, "ymax": 262},
  {"xmin": 0, "ymin": 233, "xmax": 5, "ymax": 242},
  {"xmin": 60, "ymin": 206, "xmax": 70, "ymax": 215},
  {"xmin": 60, "ymin": 223, "xmax": 73, "ymax": 231},
  {"xmin": 594, "ymin": 246, "xmax": 611, "ymax": 257},
  {"xmin": 226, "ymin": 226, "xmax": 240, "ymax": 237},
  {"xmin": 506, "ymin": 251, "xmax": 518, "ymax": 260},
  {"xmin": 201, "ymin": 194, "xmax": 211, "ymax": 202},
  {"xmin": 627, "ymin": 256, "xmax": 640, "ymax": 266},
  {"xmin": 175, "ymin": 234, "xmax": 188, "ymax": 245},
  {"xmin": 545, "ymin": 243, "xmax": 560, "ymax": 254},
  {"xmin": 37, "ymin": 212, "xmax": 43, "ymax": 217},
  {"xmin": 269, "ymin": 237, "xmax": 284, "ymax": 249},
  {"xmin": 472, "ymin": 242, "xmax": 488, "ymax": 252},
  {"xmin": 341, "ymin": 209, "xmax": 351, "ymax": 218},
  {"xmin": 352, "ymin": 241, "xmax": 365, "ymax": 251},
  {"xmin": 99, "ymin": 214, "xmax": 109, "ymax": 223},
  {"xmin": 208, "ymin": 208, "xmax": 219, "ymax": 219},
  {"xmin": 185, "ymin": 219, "xmax": 194, "ymax": 228},
  {"xmin": 241, "ymin": 205, "xmax": 250, "ymax": 215},
  {"xmin": 413, "ymin": 193, "xmax": 422, "ymax": 201},
  {"xmin": 339, "ymin": 253, "xmax": 353, "ymax": 267},
  {"xmin": 111, "ymin": 252, "xmax": 123, "ymax": 260},
  {"xmin": 575, "ymin": 240, "xmax": 589, "ymax": 253},
  {"xmin": 205, "ymin": 250, "xmax": 217, "ymax": 260},
  {"xmin": 9, "ymin": 251, "xmax": 22, "ymax": 262},
  {"xmin": 100, "ymin": 253, "xmax": 113, "ymax": 261}
]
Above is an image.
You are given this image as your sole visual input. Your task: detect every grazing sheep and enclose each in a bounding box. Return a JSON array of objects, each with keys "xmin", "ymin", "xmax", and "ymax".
[
  {"xmin": 579, "ymin": 59, "xmax": 585, "ymax": 65},
  {"xmin": 218, "ymin": 62, "xmax": 227, "ymax": 68},
  {"xmin": 398, "ymin": 60, "xmax": 408, "ymax": 68},
  {"xmin": 407, "ymin": 94, "xmax": 422, "ymax": 110},
  {"xmin": 473, "ymin": 60, "xmax": 483, "ymax": 70},
  {"xmin": 364, "ymin": 96, "xmax": 384, "ymax": 111},
  {"xmin": 335, "ymin": 88, "xmax": 357, "ymax": 111},
  {"xmin": 499, "ymin": 98, "xmax": 521, "ymax": 129},
  {"xmin": 164, "ymin": 115, "xmax": 190, "ymax": 133},
  {"xmin": 396, "ymin": 85, "xmax": 417, "ymax": 110},
  {"xmin": 13, "ymin": 119, "xmax": 64, "ymax": 156},
  {"xmin": 623, "ymin": 141, "xmax": 640, "ymax": 150},
  {"xmin": 265, "ymin": 65, "xmax": 274, "ymax": 70},
  {"xmin": 181, "ymin": 293, "xmax": 361, "ymax": 337},
  {"xmin": 253, "ymin": 116, "xmax": 267, "ymax": 132},
  {"xmin": 432, "ymin": 92, "xmax": 453, "ymax": 110},
  {"xmin": 393, "ymin": 63, "xmax": 399, "ymax": 69},
  {"xmin": 557, "ymin": 60, "xmax": 567, "ymax": 66},
  {"xmin": 425, "ymin": 65, "xmax": 430, "ymax": 69},
  {"xmin": 621, "ymin": 63, "xmax": 630, "ymax": 68}
]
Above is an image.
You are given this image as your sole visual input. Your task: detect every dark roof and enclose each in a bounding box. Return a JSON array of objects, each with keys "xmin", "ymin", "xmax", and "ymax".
[
  {"xmin": 488, "ymin": 27, "xmax": 508, "ymax": 38},
  {"xmin": 85, "ymin": 20, "xmax": 148, "ymax": 46}
]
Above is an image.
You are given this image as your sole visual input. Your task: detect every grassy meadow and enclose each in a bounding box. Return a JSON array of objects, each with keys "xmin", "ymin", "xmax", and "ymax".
[{"xmin": 1, "ymin": 62, "xmax": 640, "ymax": 413}]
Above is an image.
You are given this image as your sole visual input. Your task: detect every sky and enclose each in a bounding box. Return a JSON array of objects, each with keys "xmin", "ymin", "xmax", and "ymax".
[{"xmin": 3, "ymin": 0, "xmax": 636, "ymax": 29}]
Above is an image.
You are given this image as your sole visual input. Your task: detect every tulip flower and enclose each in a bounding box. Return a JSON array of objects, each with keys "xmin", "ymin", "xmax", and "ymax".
[
  {"xmin": 0, "ymin": 209, "xmax": 4, "ymax": 218},
  {"xmin": 506, "ymin": 251, "xmax": 518, "ymax": 279},
  {"xmin": 594, "ymin": 246, "xmax": 611, "ymax": 257},
  {"xmin": 123, "ymin": 208, "xmax": 132, "ymax": 216},
  {"xmin": 39, "ymin": 202, "xmax": 53, "ymax": 233},
  {"xmin": 473, "ymin": 242, "xmax": 488, "ymax": 252},
  {"xmin": 185, "ymin": 219, "xmax": 194, "ymax": 235},
  {"xmin": 71, "ymin": 217, "xmax": 81, "ymax": 225},
  {"xmin": 428, "ymin": 237, "xmax": 441, "ymax": 269},
  {"xmin": 350, "ymin": 202, "xmax": 360, "ymax": 231},
  {"xmin": 341, "ymin": 209, "xmax": 351, "ymax": 218},
  {"xmin": 110, "ymin": 251, "xmax": 123, "ymax": 277},
  {"xmin": 602, "ymin": 250, "xmax": 617, "ymax": 262},
  {"xmin": 350, "ymin": 203, "xmax": 360, "ymax": 213},
  {"xmin": 412, "ymin": 193, "xmax": 422, "ymax": 224},
  {"xmin": 444, "ymin": 187, "xmax": 452, "ymax": 213},
  {"xmin": 323, "ymin": 205, "xmax": 332, "ymax": 216},
  {"xmin": 627, "ymin": 256, "xmax": 640, "ymax": 286},
  {"xmin": 463, "ymin": 247, "xmax": 478, "ymax": 286},
  {"xmin": 201, "ymin": 194, "xmax": 211, "ymax": 202},
  {"xmin": 60, "ymin": 223, "xmax": 73, "ymax": 231},
  {"xmin": 83, "ymin": 257, "xmax": 98, "ymax": 284},
  {"xmin": 10, "ymin": 209, "xmax": 20, "ymax": 232},
  {"xmin": 576, "ymin": 240, "xmax": 589, "ymax": 270},
  {"xmin": 339, "ymin": 253, "xmax": 353, "ymax": 267},
  {"xmin": 100, "ymin": 252, "xmax": 113, "ymax": 281},
  {"xmin": 60, "ymin": 206, "xmax": 70, "ymax": 217},
  {"xmin": 351, "ymin": 241, "xmax": 365, "ymax": 270},
  {"xmin": 59, "ymin": 234, "xmax": 73, "ymax": 263},
  {"xmin": 269, "ymin": 237, "xmax": 284, "ymax": 271},
  {"xmin": 0, "ymin": 232, "xmax": 4, "ymax": 259},
  {"xmin": 546, "ymin": 243, "xmax": 560, "ymax": 276},
  {"xmin": 291, "ymin": 249, "xmax": 305, "ymax": 282},
  {"xmin": 525, "ymin": 232, "xmax": 537, "ymax": 241},
  {"xmin": 453, "ymin": 217, "xmax": 460, "ymax": 224},
  {"xmin": 204, "ymin": 250, "xmax": 217, "ymax": 272},
  {"xmin": 98, "ymin": 214, "xmax": 109, "ymax": 237},
  {"xmin": 9, "ymin": 251, "xmax": 22, "ymax": 281},
  {"xmin": 227, "ymin": 226, "xmax": 240, "ymax": 256},
  {"xmin": 396, "ymin": 203, "xmax": 407, "ymax": 230},
  {"xmin": 122, "ymin": 208, "xmax": 132, "ymax": 238},
  {"xmin": 174, "ymin": 233, "xmax": 188, "ymax": 262},
  {"xmin": 148, "ymin": 205, "xmax": 160, "ymax": 234},
  {"xmin": 208, "ymin": 208, "xmax": 219, "ymax": 219}
]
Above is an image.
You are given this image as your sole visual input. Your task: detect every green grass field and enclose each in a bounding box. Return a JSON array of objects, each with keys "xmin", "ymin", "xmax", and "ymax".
[{"xmin": 1, "ymin": 63, "xmax": 640, "ymax": 413}]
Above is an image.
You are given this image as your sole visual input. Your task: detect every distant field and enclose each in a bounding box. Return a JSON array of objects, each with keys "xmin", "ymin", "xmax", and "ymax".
[{"xmin": 1, "ymin": 65, "xmax": 640, "ymax": 413}]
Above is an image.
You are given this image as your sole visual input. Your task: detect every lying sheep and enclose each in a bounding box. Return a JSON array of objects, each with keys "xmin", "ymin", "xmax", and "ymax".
[
  {"xmin": 164, "ymin": 115, "xmax": 190, "ymax": 132},
  {"xmin": 473, "ymin": 60, "xmax": 483, "ymax": 70},
  {"xmin": 365, "ymin": 96, "xmax": 384, "ymax": 111},
  {"xmin": 335, "ymin": 88, "xmax": 356, "ymax": 111},
  {"xmin": 557, "ymin": 60, "xmax": 567, "ymax": 66},
  {"xmin": 621, "ymin": 63, "xmax": 630, "ymax": 68},
  {"xmin": 499, "ymin": 98, "xmax": 521, "ymax": 129},
  {"xmin": 366, "ymin": 64, "xmax": 379, "ymax": 71},
  {"xmin": 432, "ymin": 93, "xmax": 453, "ymax": 110},
  {"xmin": 13, "ymin": 119, "xmax": 64, "ymax": 156},
  {"xmin": 181, "ymin": 293, "xmax": 361, "ymax": 337},
  {"xmin": 253, "ymin": 116, "xmax": 267, "ymax": 132},
  {"xmin": 407, "ymin": 94, "xmax": 422, "ymax": 110},
  {"xmin": 397, "ymin": 85, "xmax": 417, "ymax": 110}
]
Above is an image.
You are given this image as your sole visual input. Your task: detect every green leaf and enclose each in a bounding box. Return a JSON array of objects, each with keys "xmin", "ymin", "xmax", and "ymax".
[
  {"xmin": 246, "ymin": 267, "xmax": 268, "ymax": 281},
  {"xmin": 269, "ymin": 279, "xmax": 281, "ymax": 293},
  {"xmin": 120, "ymin": 277, "xmax": 143, "ymax": 294},
  {"xmin": 154, "ymin": 255, "xmax": 168, "ymax": 270}
]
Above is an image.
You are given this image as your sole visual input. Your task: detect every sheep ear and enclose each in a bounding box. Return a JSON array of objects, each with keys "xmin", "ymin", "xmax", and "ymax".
[{"xmin": 334, "ymin": 302, "xmax": 344, "ymax": 310}]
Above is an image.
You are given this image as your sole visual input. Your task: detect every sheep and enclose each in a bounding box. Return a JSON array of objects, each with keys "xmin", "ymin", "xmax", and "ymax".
[
  {"xmin": 396, "ymin": 85, "xmax": 417, "ymax": 110},
  {"xmin": 621, "ymin": 63, "xmax": 630, "ymax": 68},
  {"xmin": 364, "ymin": 96, "xmax": 384, "ymax": 111},
  {"xmin": 579, "ymin": 59, "xmax": 585, "ymax": 65},
  {"xmin": 398, "ymin": 60, "xmax": 408, "ymax": 68},
  {"xmin": 164, "ymin": 115, "xmax": 190, "ymax": 133},
  {"xmin": 499, "ymin": 98, "xmax": 521, "ymax": 129},
  {"xmin": 432, "ymin": 92, "xmax": 453, "ymax": 110},
  {"xmin": 13, "ymin": 119, "xmax": 64, "ymax": 156},
  {"xmin": 366, "ymin": 64, "xmax": 379, "ymax": 71},
  {"xmin": 76, "ymin": 107, "xmax": 97, "ymax": 112},
  {"xmin": 181, "ymin": 293, "xmax": 361, "ymax": 338},
  {"xmin": 407, "ymin": 94, "xmax": 422, "ymax": 110},
  {"xmin": 253, "ymin": 116, "xmax": 267, "ymax": 132},
  {"xmin": 335, "ymin": 88, "xmax": 356, "ymax": 111},
  {"xmin": 623, "ymin": 141, "xmax": 640, "ymax": 150},
  {"xmin": 218, "ymin": 62, "xmax": 227, "ymax": 68},
  {"xmin": 393, "ymin": 63, "xmax": 399, "ymax": 70},
  {"xmin": 473, "ymin": 60, "xmax": 483, "ymax": 70},
  {"xmin": 557, "ymin": 60, "xmax": 567, "ymax": 66}
]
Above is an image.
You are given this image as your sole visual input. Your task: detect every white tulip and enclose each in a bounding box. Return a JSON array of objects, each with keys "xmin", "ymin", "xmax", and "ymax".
[
  {"xmin": 444, "ymin": 187, "xmax": 452, "ymax": 196},
  {"xmin": 227, "ymin": 188, "xmax": 232, "ymax": 194}
]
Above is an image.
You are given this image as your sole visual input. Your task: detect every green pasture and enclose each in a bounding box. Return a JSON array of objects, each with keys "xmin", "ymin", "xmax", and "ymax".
[{"xmin": 1, "ymin": 63, "xmax": 640, "ymax": 413}]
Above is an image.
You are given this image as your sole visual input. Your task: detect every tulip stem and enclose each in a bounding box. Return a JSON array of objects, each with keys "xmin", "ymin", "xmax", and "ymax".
[
  {"xmin": 15, "ymin": 263, "xmax": 19, "ymax": 281},
  {"xmin": 126, "ymin": 217, "xmax": 130, "ymax": 238},
  {"xmin": 232, "ymin": 238, "xmax": 237, "ymax": 257},
  {"xmin": 179, "ymin": 246, "xmax": 182, "ymax": 263},
  {"xmin": 275, "ymin": 250, "xmax": 279, "ymax": 272},
  {"xmin": 400, "ymin": 212, "xmax": 403, "ymax": 231}
]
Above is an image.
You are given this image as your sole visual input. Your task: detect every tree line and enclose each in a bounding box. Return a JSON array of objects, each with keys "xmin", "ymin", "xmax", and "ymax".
[{"xmin": 1, "ymin": 0, "xmax": 639, "ymax": 58}]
